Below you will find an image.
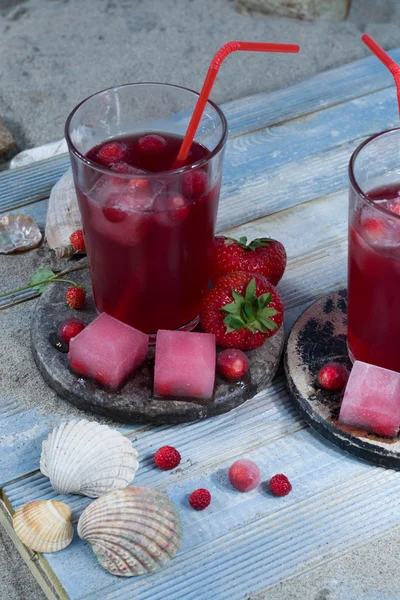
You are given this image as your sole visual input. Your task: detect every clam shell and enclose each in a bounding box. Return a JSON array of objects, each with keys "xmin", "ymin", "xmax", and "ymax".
[
  {"xmin": 13, "ymin": 500, "xmax": 73, "ymax": 553},
  {"xmin": 45, "ymin": 168, "xmax": 82, "ymax": 258},
  {"xmin": 0, "ymin": 214, "xmax": 42, "ymax": 254},
  {"xmin": 40, "ymin": 419, "xmax": 139, "ymax": 498},
  {"xmin": 78, "ymin": 487, "xmax": 182, "ymax": 577}
]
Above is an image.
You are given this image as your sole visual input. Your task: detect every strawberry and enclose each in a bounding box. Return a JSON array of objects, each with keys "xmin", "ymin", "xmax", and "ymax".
[
  {"xmin": 69, "ymin": 229, "xmax": 86, "ymax": 253},
  {"xmin": 210, "ymin": 236, "xmax": 286, "ymax": 286},
  {"xmin": 66, "ymin": 286, "xmax": 86, "ymax": 309},
  {"xmin": 200, "ymin": 271, "xmax": 284, "ymax": 350}
]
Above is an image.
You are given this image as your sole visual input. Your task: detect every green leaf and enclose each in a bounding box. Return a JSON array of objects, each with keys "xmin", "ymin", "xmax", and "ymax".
[
  {"xmin": 238, "ymin": 236, "xmax": 248, "ymax": 247},
  {"xmin": 231, "ymin": 289, "xmax": 244, "ymax": 305},
  {"xmin": 224, "ymin": 314, "xmax": 246, "ymax": 332},
  {"xmin": 244, "ymin": 278, "xmax": 256, "ymax": 302},
  {"xmin": 262, "ymin": 307, "xmax": 279, "ymax": 317},
  {"xmin": 247, "ymin": 237, "xmax": 275, "ymax": 251},
  {"xmin": 252, "ymin": 319, "xmax": 267, "ymax": 333},
  {"xmin": 29, "ymin": 268, "xmax": 56, "ymax": 292},
  {"xmin": 257, "ymin": 293, "xmax": 272, "ymax": 308},
  {"xmin": 221, "ymin": 302, "xmax": 240, "ymax": 315},
  {"xmin": 242, "ymin": 300, "xmax": 254, "ymax": 320},
  {"xmin": 258, "ymin": 316, "xmax": 278, "ymax": 331}
]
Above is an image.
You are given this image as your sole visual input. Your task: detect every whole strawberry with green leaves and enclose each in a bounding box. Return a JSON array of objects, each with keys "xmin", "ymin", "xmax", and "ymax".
[
  {"xmin": 210, "ymin": 236, "xmax": 286, "ymax": 286},
  {"xmin": 200, "ymin": 271, "xmax": 284, "ymax": 350}
]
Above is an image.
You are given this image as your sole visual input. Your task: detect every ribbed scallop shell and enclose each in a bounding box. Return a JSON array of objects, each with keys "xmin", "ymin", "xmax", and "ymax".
[
  {"xmin": 0, "ymin": 214, "xmax": 42, "ymax": 254},
  {"xmin": 45, "ymin": 168, "xmax": 82, "ymax": 258},
  {"xmin": 13, "ymin": 500, "xmax": 73, "ymax": 553},
  {"xmin": 78, "ymin": 487, "xmax": 182, "ymax": 577},
  {"xmin": 40, "ymin": 419, "xmax": 139, "ymax": 498}
]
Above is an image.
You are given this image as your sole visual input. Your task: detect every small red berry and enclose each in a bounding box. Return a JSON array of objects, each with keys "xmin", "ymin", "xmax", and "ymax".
[
  {"xmin": 269, "ymin": 474, "xmax": 292, "ymax": 497},
  {"xmin": 217, "ymin": 349, "xmax": 249, "ymax": 381},
  {"xmin": 102, "ymin": 195, "xmax": 128, "ymax": 223},
  {"xmin": 154, "ymin": 446, "xmax": 181, "ymax": 470},
  {"xmin": 228, "ymin": 459, "xmax": 260, "ymax": 492},
  {"xmin": 97, "ymin": 142, "xmax": 125, "ymax": 165},
  {"xmin": 57, "ymin": 318, "xmax": 85, "ymax": 344},
  {"xmin": 66, "ymin": 286, "xmax": 86, "ymax": 309},
  {"xmin": 317, "ymin": 362, "xmax": 349, "ymax": 392},
  {"xmin": 189, "ymin": 488, "xmax": 211, "ymax": 511},
  {"xmin": 138, "ymin": 134, "xmax": 167, "ymax": 154},
  {"xmin": 182, "ymin": 170, "xmax": 208, "ymax": 199},
  {"xmin": 69, "ymin": 229, "xmax": 86, "ymax": 253}
]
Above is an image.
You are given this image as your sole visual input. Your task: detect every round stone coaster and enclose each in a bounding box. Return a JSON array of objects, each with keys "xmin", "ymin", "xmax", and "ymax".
[
  {"xmin": 31, "ymin": 265, "xmax": 285, "ymax": 424},
  {"xmin": 284, "ymin": 289, "xmax": 400, "ymax": 469}
]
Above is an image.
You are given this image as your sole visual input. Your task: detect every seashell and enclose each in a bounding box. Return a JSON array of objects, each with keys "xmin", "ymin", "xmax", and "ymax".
[
  {"xmin": 40, "ymin": 419, "xmax": 139, "ymax": 498},
  {"xmin": 45, "ymin": 168, "xmax": 82, "ymax": 259},
  {"xmin": 78, "ymin": 487, "xmax": 182, "ymax": 577},
  {"xmin": 13, "ymin": 500, "xmax": 73, "ymax": 553},
  {"xmin": 0, "ymin": 214, "xmax": 42, "ymax": 254}
]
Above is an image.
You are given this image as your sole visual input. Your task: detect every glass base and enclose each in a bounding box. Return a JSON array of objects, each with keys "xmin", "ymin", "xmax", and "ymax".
[
  {"xmin": 347, "ymin": 344, "xmax": 356, "ymax": 364},
  {"xmin": 148, "ymin": 315, "xmax": 200, "ymax": 344}
]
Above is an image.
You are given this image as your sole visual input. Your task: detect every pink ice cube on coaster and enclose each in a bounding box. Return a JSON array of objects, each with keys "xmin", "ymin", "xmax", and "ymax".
[
  {"xmin": 68, "ymin": 313, "xmax": 148, "ymax": 391},
  {"xmin": 338, "ymin": 360, "xmax": 400, "ymax": 437},
  {"xmin": 154, "ymin": 330, "xmax": 216, "ymax": 400}
]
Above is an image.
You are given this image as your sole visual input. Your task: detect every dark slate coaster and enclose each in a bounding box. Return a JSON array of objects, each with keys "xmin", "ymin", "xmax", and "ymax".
[
  {"xmin": 284, "ymin": 289, "xmax": 400, "ymax": 469},
  {"xmin": 31, "ymin": 265, "xmax": 284, "ymax": 424}
]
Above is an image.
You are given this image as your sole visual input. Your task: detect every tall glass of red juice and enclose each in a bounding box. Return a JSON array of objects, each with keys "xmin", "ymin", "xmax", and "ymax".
[
  {"xmin": 65, "ymin": 83, "xmax": 227, "ymax": 336},
  {"xmin": 348, "ymin": 128, "xmax": 400, "ymax": 372}
]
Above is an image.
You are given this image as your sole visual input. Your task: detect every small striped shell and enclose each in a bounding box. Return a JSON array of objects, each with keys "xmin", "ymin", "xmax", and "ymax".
[
  {"xmin": 13, "ymin": 500, "xmax": 73, "ymax": 553},
  {"xmin": 40, "ymin": 419, "xmax": 139, "ymax": 498},
  {"xmin": 77, "ymin": 487, "xmax": 182, "ymax": 577}
]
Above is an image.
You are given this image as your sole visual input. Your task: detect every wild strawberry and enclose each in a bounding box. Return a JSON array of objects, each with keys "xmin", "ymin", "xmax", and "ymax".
[
  {"xmin": 317, "ymin": 362, "xmax": 349, "ymax": 392},
  {"xmin": 269, "ymin": 474, "xmax": 292, "ymax": 497},
  {"xmin": 102, "ymin": 195, "xmax": 129, "ymax": 223},
  {"xmin": 69, "ymin": 229, "xmax": 86, "ymax": 253},
  {"xmin": 138, "ymin": 134, "xmax": 167, "ymax": 154},
  {"xmin": 57, "ymin": 318, "xmax": 85, "ymax": 344},
  {"xmin": 97, "ymin": 142, "xmax": 125, "ymax": 165},
  {"xmin": 189, "ymin": 488, "xmax": 211, "ymax": 510},
  {"xmin": 217, "ymin": 349, "xmax": 249, "ymax": 380},
  {"xmin": 210, "ymin": 236, "xmax": 287, "ymax": 286},
  {"xmin": 229, "ymin": 459, "xmax": 260, "ymax": 492},
  {"xmin": 66, "ymin": 286, "xmax": 86, "ymax": 309},
  {"xmin": 200, "ymin": 271, "xmax": 284, "ymax": 350},
  {"xmin": 154, "ymin": 445, "xmax": 181, "ymax": 470}
]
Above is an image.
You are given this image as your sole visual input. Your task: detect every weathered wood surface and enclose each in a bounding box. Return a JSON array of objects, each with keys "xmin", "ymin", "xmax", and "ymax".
[
  {"xmin": 236, "ymin": 0, "xmax": 350, "ymax": 21},
  {"xmin": 1, "ymin": 49, "xmax": 400, "ymax": 599}
]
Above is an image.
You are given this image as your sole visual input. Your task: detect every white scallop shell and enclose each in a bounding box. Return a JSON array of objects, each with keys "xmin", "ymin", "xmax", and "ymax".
[
  {"xmin": 45, "ymin": 168, "xmax": 82, "ymax": 258},
  {"xmin": 0, "ymin": 214, "xmax": 42, "ymax": 254},
  {"xmin": 13, "ymin": 500, "xmax": 73, "ymax": 553},
  {"xmin": 78, "ymin": 487, "xmax": 182, "ymax": 577},
  {"xmin": 40, "ymin": 419, "xmax": 139, "ymax": 498}
]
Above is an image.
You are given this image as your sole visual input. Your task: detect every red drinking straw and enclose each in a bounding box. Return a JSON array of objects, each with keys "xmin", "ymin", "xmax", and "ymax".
[
  {"xmin": 174, "ymin": 41, "xmax": 300, "ymax": 167},
  {"xmin": 362, "ymin": 34, "xmax": 400, "ymax": 114}
]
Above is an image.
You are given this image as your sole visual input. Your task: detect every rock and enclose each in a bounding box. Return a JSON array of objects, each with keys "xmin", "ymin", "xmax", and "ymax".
[
  {"xmin": 0, "ymin": 117, "xmax": 16, "ymax": 158},
  {"xmin": 236, "ymin": 0, "xmax": 350, "ymax": 21}
]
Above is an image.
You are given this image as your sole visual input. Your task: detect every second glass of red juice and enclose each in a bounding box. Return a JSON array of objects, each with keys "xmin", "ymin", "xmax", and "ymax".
[
  {"xmin": 348, "ymin": 128, "xmax": 400, "ymax": 372},
  {"xmin": 65, "ymin": 83, "xmax": 227, "ymax": 336}
]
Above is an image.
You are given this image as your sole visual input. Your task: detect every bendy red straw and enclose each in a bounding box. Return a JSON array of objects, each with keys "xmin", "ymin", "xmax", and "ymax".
[
  {"xmin": 174, "ymin": 41, "xmax": 300, "ymax": 167},
  {"xmin": 362, "ymin": 34, "xmax": 400, "ymax": 114}
]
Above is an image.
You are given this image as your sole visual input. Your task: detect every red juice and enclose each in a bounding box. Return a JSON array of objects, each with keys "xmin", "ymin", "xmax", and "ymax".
[
  {"xmin": 348, "ymin": 183, "xmax": 400, "ymax": 372},
  {"xmin": 75, "ymin": 133, "xmax": 221, "ymax": 334}
]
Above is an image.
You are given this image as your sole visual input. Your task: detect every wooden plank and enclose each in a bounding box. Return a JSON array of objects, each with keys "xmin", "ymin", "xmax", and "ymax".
[{"xmin": 0, "ymin": 189, "xmax": 347, "ymax": 485}]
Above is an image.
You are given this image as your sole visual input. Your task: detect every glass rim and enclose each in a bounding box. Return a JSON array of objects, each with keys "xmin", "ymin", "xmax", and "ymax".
[
  {"xmin": 65, "ymin": 82, "xmax": 228, "ymax": 179},
  {"xmin": 349, "ymin": 127, "xmax": 400, "ymax": 221}
]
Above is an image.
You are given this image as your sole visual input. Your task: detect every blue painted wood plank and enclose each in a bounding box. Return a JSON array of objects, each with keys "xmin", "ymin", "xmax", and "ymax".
[{"xmin": 0, "ymin": 190, "xmax": 348, "ymax": 485}]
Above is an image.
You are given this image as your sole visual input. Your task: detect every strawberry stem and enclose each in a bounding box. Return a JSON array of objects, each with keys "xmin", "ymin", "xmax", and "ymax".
[
  {"xmin": 229, "ymin": 236, "xmax": 275, "ymax": 251},
  {"xmin": 221, "ymin": 278, "xmax": 279, "ymax": 334}
]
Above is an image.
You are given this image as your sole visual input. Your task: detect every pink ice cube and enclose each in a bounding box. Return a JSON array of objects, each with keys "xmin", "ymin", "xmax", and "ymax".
[
  {"xmin": 338, "ymin": 360, "xmax": 400, "ymax": 437},
  {"xmin": 154, "ymin": 330, "xmax": 216, "ymax": 400},
  {"xmin": 68, "ymin": 313, "xmax": 148, "ymax": 391}
]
